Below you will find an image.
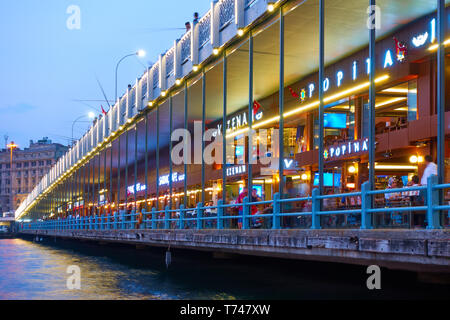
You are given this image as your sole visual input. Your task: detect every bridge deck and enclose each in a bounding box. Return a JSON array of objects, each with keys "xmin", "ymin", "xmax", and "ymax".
[{"xmin": 20, "ymin": 229, "xmax": 450, "ymax": 273}]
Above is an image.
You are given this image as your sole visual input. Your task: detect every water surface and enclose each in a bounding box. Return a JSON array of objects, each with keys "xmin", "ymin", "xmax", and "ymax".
[{"xmin": 0, "ymin": 238, "xmax": 448, "ymax": 300}]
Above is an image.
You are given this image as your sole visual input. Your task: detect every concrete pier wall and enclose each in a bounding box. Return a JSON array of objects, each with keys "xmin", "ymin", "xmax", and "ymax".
[{"xmin": 19, "ymin": 229, "xmax": 450, "ymax": 273}]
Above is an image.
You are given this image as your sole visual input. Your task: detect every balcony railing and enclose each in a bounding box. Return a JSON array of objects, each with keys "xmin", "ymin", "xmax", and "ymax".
[
  {"xmin": 219, "ymin": 0, "xmax": 235, "ymax": 30},
  {"xmin": 20, "ymin": 176, "xmax": 450, "ymax": 232},
  {"xmin": 198, "ymin": 11, "xmax": 212, "ymax": 48},
  {"xmin": 180, "ymin": 31, "xmax": 192, "ymax": 64},
  {"xmin": 165, "ymin": 48, "xmax": 174, "ymax": 77}
]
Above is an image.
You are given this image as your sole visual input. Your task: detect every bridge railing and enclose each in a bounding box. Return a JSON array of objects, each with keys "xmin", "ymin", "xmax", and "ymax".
[{"xmin": 20, "ymin": 175, "xmax": 450, "ymax": 232}]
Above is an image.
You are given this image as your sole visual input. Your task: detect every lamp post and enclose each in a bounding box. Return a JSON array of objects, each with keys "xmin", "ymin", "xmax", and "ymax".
[
  {"xmin": 6, "ymin": 142, "xmax": 18, "ymax": 168},
  {"xmin": 7, "ymin": 142, "xmax": 18, "ymax": 213},
  {"xmin": 72, "ymin": 112, "xmax": 96, "ymax": 145},
  {"xmin": 115, "ymin": 50, "xmax": 146, "ymax": 102}
]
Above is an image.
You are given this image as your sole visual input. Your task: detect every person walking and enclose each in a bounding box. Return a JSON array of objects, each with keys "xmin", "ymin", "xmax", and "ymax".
[
  {"xmin": 421, "ymin": 155, "xmax": 437, "ymax": 185},
  {"xmin": 420, "ymin": 155, "xmax": 437, "ymax": 227}
]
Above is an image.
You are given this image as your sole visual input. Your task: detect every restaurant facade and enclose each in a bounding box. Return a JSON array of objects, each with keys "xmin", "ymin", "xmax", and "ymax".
[{"xmin": 15, "ymin": 0, "xmax": 450, "ymax": 228}]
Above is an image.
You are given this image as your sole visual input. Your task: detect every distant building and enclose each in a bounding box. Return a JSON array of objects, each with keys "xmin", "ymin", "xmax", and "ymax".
[{"xmin": 0, "ymin": 137, "xmax": 67, "ymax": 214}]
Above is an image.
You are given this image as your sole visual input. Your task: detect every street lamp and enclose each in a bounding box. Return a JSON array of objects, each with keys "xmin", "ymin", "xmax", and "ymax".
[
  {"xmin": 6, "ymin": 142, "xmax": 18, "ymax": 169},
  {"xmin": 115, "ymin": 50, "xmax": 146, "ymax": 102},
  {"xmin": 72, "ymin": 112, "xmax": 96, "ymax": 145},
  {"xmin": 7, "ymin": 142, "xmax": 18, "ymax": 212}
]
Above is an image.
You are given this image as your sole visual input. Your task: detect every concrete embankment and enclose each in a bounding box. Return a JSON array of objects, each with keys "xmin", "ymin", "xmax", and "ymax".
[{"xmin": 19, "ymin": 229, "xmax": 450, "ymax": 273}]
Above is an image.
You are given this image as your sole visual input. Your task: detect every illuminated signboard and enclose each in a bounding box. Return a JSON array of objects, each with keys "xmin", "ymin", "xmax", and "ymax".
[
  {"xmin": 212, "ymin": 109, "xmax": 264, "ymax": 137},
  {"xmin": 158, "ymin": 172, "xmax": 185, "ymax": 186},
  {"xmin": 226, "ymin": 164, "xmax": 246, "ymax": 177},
  {"xmin": 289, "ymin": 18, "xmax": 436, "ymax": 102},
  {"xmin": 324, "ymin": 138, "xmax": 369, "ymax": 161},
  {"xmin": 127, "ymin": 183, "xmax": 147, "ymax": 194}
]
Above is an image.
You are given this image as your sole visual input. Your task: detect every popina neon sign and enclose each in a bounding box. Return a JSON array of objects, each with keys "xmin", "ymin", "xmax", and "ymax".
[
  {"xmin": 324, "ymin": 138, "xmax": 369, "ymax": 160},
  {"xmin": 290, "ymin": 18, "xmax": 437, "ymax": 102}
]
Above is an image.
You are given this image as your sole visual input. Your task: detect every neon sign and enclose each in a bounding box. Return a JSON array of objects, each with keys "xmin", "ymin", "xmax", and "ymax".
[
  {"xmin": 412, "ymin": 32, "xmax": 428, "ymax": 47},
  {"xmin": 127, "ymin": 182, "xmax": 147, "ymax": 194},
  {"xmin": 226, "ymin": 164, "xmax": 246, "ymax": 177},
  {"xmin": 324, "ymin": 138, "xmax": 369, "ymax": 160},
  {"xmin": 212, "ymin": 109, "xmax": 264, "ymax": 137},
  {"xmin": 285, "ymin": 18, "xmax": 435, "ymax": 103},
  {"xmin": 159, "ymin": 172, "xmax": 185, "ymax": 186}
]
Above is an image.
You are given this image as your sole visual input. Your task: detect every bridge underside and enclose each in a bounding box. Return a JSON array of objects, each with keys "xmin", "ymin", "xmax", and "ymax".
[{"xmin": 20, "ymin": 229, "xmax": 449, "ymax": 273}]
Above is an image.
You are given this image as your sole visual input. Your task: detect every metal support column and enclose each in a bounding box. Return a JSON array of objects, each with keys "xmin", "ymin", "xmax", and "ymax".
[
  {"xmin": 156, "ymin": 104, "xmax": 160, "ymax": 211},
  {"xmin": 169, "ymin": 95, "xmax": 173, "ymax": 210},
  {"xmin": 117, "ymin": 134, "xmax": 121, "ymax": 214},
  {"xmin": 368, "ymin": 0, "xmax": 376, "ymax": 191},
  {"xmin": 201, "ymin": 70, "xmax": 206, "ymax": 206},
  {"xmin": 125, "ymin": 130, "xmax": 129, "ymax": 211},
  {"xmin": 134, "ymin": 124, "xmax": 138, "ymax": 210},
  {"xmin": 318, "ymin": 0, "xmax": 325, "ymax": 196},
  {"xmin": 222, "ymin": 52, "xmax": 227, "ymax": 205},
  {"xmin": 437, "ymin": 0, "xmax": 446, "ymax": 227},
  {"xmin": 278, "ymin": 7, "xmax": 285, "ymax": 197},
  {"xmin": 248, "ymin": 32, "xmax": 254, "ymax": 199},
  {"xmin": 184, "ymin": 83, "xmax": 188, "ymax": 207},
  {"xmin": 110, "ymin": 139, "xmax": 113, "ymax": 215},
  {"xmin": 145, "ymin": 114, "xmax": 149, "ymax": 212},
  {"xmin": 437, "ymin": 0, "xmax": 445, "ymax": 185}
]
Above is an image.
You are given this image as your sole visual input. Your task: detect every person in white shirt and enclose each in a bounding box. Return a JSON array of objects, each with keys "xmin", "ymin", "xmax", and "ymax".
[{"xmin": 421, "ymin": 155, "xmax": 437, "ymax": 185}]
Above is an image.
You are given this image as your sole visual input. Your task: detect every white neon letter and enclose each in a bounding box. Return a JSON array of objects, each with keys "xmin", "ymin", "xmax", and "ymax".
[
  {"xmin": 308, "ymin": 83, "xmax": 315, "ymax": 98},
  {"xmin": 384, "ymin": 50, "xmax": 393, "ymax": 68},
  {"xmin": 336, "ymin": 71, "xmax": 344, "ymax": 87}
]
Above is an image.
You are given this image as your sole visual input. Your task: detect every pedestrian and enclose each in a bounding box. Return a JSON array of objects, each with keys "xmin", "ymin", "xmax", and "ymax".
[
  {"xmin": 385, "ymin": 177, "xmax": 402, "ymax": 225},
  {"xmin": 421, "ymin": 155, "xmax": 437, "ymax": 185},
  {"xmin": 407, "ymin": 175, "xmax": 425, "ymax": 227},
  {"xmin": 283, "ymin": 177, "xmax": 298, "ymax": 228},
  {"xmin": 251, "ymin": 188, "xmax": 262, "ymax": 228},
  {"xmin": 236, "ymin": 186, "xmax": 248, "ymax": 229}
]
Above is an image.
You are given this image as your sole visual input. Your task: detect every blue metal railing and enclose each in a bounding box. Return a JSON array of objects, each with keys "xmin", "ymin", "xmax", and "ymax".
[{"xmin": 20, "ymin": 175, "xmax": 450, "ymax": 232}]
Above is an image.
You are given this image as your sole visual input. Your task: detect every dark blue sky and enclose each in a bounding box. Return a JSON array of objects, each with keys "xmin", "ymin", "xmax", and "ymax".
[{"xmin": 0, "ymin": 0, "xmax": 210, "ymax": 149}]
